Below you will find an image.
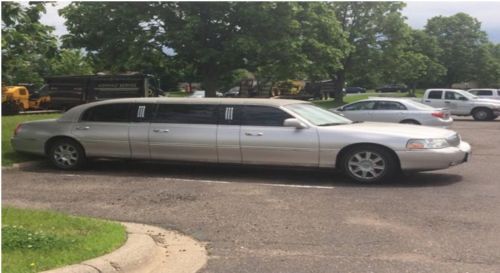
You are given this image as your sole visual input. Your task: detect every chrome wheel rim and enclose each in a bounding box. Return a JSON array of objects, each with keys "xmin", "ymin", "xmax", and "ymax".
[
  {"xmin": 347, "ymin": 151, "xmax": 385, "ymax": 181},
  {"xmin": 53, "ymin": 144, "xmax": 78, "ymax": 167},
  {"xmin": 475, "ymin": 111, "xmax": 487, "ymax": 120}
]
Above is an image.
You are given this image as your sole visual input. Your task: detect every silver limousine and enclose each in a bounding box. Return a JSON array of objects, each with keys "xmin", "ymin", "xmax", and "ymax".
[{"xmin": 11, "ymin": 98, "xmax": 471, "ymax": 183}]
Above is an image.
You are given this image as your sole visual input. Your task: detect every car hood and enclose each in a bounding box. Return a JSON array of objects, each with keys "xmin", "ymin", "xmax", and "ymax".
[{"xmin": 322, "ymin": 122, "xmax": 456, "ymax": 139}]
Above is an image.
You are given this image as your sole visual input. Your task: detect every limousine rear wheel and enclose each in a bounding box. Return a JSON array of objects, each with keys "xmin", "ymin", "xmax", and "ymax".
[
  {"xmin": 49, "ymin": 139, "xmax": 86, "ymax": 170},
  {"xmin": 342, "ymin": 146, "xmax": 397, "ymax": 183}
]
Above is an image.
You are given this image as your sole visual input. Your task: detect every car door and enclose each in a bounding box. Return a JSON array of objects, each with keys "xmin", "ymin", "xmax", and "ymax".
[
  {"xmin": 149, "ymin": 103, "xmax": 218, "ymax": 162},
  {"xmin": 217, "ymin": 105, "xmax": 242, "ymax": 164},
  {"xmin": 72, "ymin": 103, "xmax": 131, "ymax": 158},
  {"xmin": 372, "ymin": 101, "xmax": 407, "ymax": 123},
  {"xmin": 340, "ymin": 101, "xmax": 377, "ymax": 122},
  {"xmin": 424, "ymin": 90, "xmax": 445, "ymax": 109},
  {"xmin": 240, "ymin": 105, "xmax": 319, "ymax": 167},
  {"xmin": 129, "ymin": 103, "xmax": 155, "ymax": 159},
  {"xmin": 444, "ymin": 91, "xmax": 471, "ymax": 115}
]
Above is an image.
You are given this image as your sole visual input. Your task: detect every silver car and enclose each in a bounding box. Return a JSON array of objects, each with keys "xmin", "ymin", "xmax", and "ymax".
[
  {"xmin": 11, "ymin": 98, "xmax": 471, "ymax": 183},
  {"xmin": 332, "ymin": 98, "xmax": 453, "ymax": 127}
]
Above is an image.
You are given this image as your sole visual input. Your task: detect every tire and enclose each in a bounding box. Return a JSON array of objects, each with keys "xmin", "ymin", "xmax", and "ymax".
[
  {"xmin": 342, "ymin": 145, "xmax": 398, "ymax": 183},
  {"xmin": 48, "ymin": 139, "xmax": 86, "ymax": 170},
  {"xmin": 472, "ymin": 108, "xmax": 493, "ymax": 121},
  {"xmin": 400, "ymin": 119, "xmax": 420, "ymax": 125}
]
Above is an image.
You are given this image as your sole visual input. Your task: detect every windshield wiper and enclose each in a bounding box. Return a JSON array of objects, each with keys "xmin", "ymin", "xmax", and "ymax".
[{"xmin": 318, "ymin": 122, "xmax": 344, "ymax": 126}]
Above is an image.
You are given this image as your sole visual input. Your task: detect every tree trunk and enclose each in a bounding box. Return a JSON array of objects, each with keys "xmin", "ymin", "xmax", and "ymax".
[{"xmin": 333, "ymin": 70, "xmax": 345, "ymax": 103}]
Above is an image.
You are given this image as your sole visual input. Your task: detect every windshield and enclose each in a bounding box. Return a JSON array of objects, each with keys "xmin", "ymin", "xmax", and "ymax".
[
  {"xmin": 404, "ymin": 99, "xmax": 436, "ymax": 110},
  {"xmin": 284, "ymin": 103, "xmax": 352, "ymax": 126}
]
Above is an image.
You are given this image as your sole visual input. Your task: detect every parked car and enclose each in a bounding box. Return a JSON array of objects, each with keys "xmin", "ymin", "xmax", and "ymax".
[
  {"xmin": 224, "ymin": 86, "xmax": 240, "ymax": 97},
  {"xmin": 421, "ymin": 89, "xmax": 500, "ymax": 121},
  {"xmin": 189, "ymin": 90, "xmax": 223, "ymax": 98},
  {"xmin": 332, "ymin": 98, "xmax": 453, "ymax": 127},
  {"xmin": 11, "ymin": 98, "xmax": 470, "ymax": 183},
  {"xmin": 343, "ymin": 87, "xmax": 366, "ymax": 94},
  {"xmin": 375, "ymin": 84, "xmax": 408, "ymax": 93},
  {"xmin": 466, "ymin": 89, "xmax": 500, "ymax": 100}
]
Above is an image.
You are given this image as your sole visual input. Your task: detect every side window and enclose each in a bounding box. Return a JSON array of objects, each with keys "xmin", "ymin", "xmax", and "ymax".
[
  {"xmin": 428, "ymin": 91, "xmax": 443, "ymax": 99},
  {"xmin": 81, "ymin": 103, "xmax": 130, "ymax": 122},
  {"xmin": 375, "ymin": 101, "xmax": 407, "ymax": 110},
  {"xmin": 218, "ymin": 105, "xmax": 241, "ymax": 125},
  {"xmin": 445, "ymin": 91, "xmax": 466, "ymax": 100},
  {"xmin": 497, "ymin": 90, "xmax": 500, "ymax": 96},
  {"xmin": 242, "ymin": 106, "xmax": 292, "ymax": 127},
  {"xmin": 477, "ymin": 90, "xmax": 493, "ymax": 96},
  {"xmin": 343, "ymin": 101, "xmax": 376, "ymax": 111},
  {"xmin": 153, "ymin": 104, "xmax": 217, "ymax": 124},
  {"xmin": 19, "ymin": 89, "xmax": 27, "ymax": 96},
  {"xmin": 130, "ymin": 103, "xmax": 155, "ymax": 122}
]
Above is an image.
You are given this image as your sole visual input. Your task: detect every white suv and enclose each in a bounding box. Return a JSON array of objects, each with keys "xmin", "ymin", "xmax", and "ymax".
[{"xmin": 467, "ymin": 89, "xmax": 500, "ymax": 100}]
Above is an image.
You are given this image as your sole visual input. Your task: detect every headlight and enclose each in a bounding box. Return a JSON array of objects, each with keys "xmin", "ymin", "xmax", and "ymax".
[{"xmin": 406, "ymin": 138, "xmax": 450, "ymax": 149}]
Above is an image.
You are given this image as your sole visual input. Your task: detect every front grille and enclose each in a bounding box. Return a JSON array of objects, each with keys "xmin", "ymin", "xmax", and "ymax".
[{"xmin": 447, "ymin": 134, "xmax": 461, "ymax": 147}]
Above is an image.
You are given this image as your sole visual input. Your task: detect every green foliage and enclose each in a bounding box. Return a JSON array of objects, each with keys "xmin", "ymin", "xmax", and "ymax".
[
  {"xmin": 1, "ymin": 2, "xmax": 57, "ymax": 86},
  {"xmin": 425, "ymin": 13, "xmax": 489, "ymax": 86},
  {"xmin": 2, "ymin": 207, "xmax": 126, "ymax": 273},
  {"xmin": 50, "ymin": 49, "xmax": 94, "ymax": 76}
]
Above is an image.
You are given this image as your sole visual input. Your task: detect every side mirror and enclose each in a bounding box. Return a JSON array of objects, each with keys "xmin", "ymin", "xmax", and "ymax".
[
  {"xmin": 283, "ymin": 118, "xmax": 308, "ymax": 129},
  {"xmin": 337, "ymin": 107, "xmax": 344, "ymax": 111},
  {"xmin": 459, "ymin": 97, "xmax": 468, "ymax": 101}
]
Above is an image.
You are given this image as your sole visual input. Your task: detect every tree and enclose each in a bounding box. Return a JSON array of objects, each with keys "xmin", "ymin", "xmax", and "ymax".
[
  {"xmin": 50, "ymin": 49, "xmax": 94, "ymax": 75},
  {"xmin": 425, "ymin": 13, "xmax": 488, "ymax": 86},
  {"xmin": 1, "ymin": 2, "xmax": 57, "ymax": 86},
  {"xmin": 331, "ymin": 2, "xmax": 407, "ymax": 102},
  {"xmin": 472, "ymin": 43, "xmax": 500, "ymax": 86}
]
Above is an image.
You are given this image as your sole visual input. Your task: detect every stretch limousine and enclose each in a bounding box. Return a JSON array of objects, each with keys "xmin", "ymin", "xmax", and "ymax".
[{"xmin": 11, "ymin": 98, "xmax": 471, "ymax": 183}]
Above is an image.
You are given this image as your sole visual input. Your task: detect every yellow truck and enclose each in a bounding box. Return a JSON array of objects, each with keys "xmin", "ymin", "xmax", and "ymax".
[{"xmin": 2, "ymin": 85, "xmax": 51, "ymax": 115}]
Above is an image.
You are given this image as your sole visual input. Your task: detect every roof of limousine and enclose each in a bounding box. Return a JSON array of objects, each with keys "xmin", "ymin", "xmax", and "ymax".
[{"xmin": 58, "ymin": 97, "xmax": 309, "ymax": 122}]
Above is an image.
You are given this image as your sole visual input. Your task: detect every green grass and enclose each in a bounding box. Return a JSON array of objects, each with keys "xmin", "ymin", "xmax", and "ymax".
[
  {"xmin": 2, "ymin": 113, "xmax": 61, "ymax": 166},
  {"xmin": 312, "ymin": 90, "xmax": 425, "ymax": 109},
  {"xmin": 2, "ymin": 207, "xmax": 126, "ymax": 273}
]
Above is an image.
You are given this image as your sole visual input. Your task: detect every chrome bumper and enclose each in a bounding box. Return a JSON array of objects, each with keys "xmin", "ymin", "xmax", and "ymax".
[{"xmin": 396, "ymin": 141, "xmax": 471, "ymax": 171}]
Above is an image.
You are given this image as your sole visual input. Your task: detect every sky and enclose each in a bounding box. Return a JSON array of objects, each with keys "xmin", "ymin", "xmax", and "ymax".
[{"xmin": 40, "ymin": 1, "xmax": 500, "ymax": 43}]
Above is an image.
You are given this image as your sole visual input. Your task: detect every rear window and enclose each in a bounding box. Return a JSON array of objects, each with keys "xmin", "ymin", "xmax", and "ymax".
[
  {"xmin": 153, "ymin": 104, "xmax": 217, "ymax": 124},
  {"xmin": 428, "ymin": 90, "xmax": 443, "ymax": 99},
  {"xmin": 81, "ymin": 103, "xmax": 130, "ymax": 122},
  {"xmin": 477, "ymin": 90, "xmax": 493, "ymax": 96}
]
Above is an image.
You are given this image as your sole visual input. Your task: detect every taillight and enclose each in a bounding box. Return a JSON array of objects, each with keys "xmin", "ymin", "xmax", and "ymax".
[
  {"xmin": 432, "ymin": 111, "xmax": 445, "ymax": 119},
  {"xmin": 14, "ymin": 124, "xmax": 22, "ymax": 136}
]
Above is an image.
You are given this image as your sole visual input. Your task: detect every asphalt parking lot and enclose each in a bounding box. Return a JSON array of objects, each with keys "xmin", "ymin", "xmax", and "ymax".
[{"xmin": 3, "ymin": 117, "xmax": 500, "ymax": 273}]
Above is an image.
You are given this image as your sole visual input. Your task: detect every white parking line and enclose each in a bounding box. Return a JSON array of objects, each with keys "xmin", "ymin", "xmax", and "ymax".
[{"xmin": 165, "ymin": 177, "xmax": 335, "ymax": 189}]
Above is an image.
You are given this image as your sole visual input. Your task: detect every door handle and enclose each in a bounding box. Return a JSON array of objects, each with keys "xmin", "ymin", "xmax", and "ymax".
[
  {"xmin": 153, "ymin": 129, "xmax": 169, "ymax": 133},
  {"xmin": 424, "ymin": 100, "xmax": 431, "ymax": 103},
  {"xmin": 245, "ymin": 132, "xmax": 263, "ymax": 136},
  {"xmin": 75, "ymin": 126, "xmax": 90, "ymax": 130},
  {"xmin": 444, "ymin": 101, "xmax": 451, "ymax": 104}
]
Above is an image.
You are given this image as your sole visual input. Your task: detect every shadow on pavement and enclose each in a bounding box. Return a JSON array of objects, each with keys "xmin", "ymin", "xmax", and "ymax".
[{"xmin": 17, "ymin": 159, "xmax": 464, "ymax": 188}]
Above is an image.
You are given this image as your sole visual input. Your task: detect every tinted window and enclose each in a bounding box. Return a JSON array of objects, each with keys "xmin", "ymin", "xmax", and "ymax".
[
  {"xmin": 218, "ymin": 105, "xmax": 241, "ymax": 125},
  {"xmin": 19, "ymin": 89, "xmax": 27, "ymax": 96},
  {"xmin": 477, "ymin": 90, "xmax": 493, "ymax": 96},
  {"xmin": 153, "ymin": 104, "xmax": 217, "ymax": 124},
  {"xmin": 375, "ymin": 101, "xmax": 406, "ymax": 110},
  {"xmin": 130, "ymin": 103, "xmax": 155, "ymax": 122},
  {"xmin": 242, "ymin": 106, "xmax": 292, "ymax": 126},
  {"xmin": 343, "ymin": 101, "xmax": 376, "ymax": 111},
  {"xmin": 81, "ymin": 103, "xmax": 130, "ymax": 122},
  {"xmin": 428, "ymin": 91, "xmax": 443, "ymax": 99}
]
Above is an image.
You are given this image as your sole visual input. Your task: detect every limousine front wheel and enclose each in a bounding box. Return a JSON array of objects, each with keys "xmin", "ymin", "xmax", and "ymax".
[
  {"xmin": 49, "ymin": 139, "xmax": 86, "ymax": 170},
  {"xmin": 342, "ymin": 146, "xmax": 397, "ymax": 183}
]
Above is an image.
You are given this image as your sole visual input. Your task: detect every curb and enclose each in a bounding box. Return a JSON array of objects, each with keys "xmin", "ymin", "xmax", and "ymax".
[{"xmin": 42, "ymin": 222, "xmax": 207, "ymax": 273}]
